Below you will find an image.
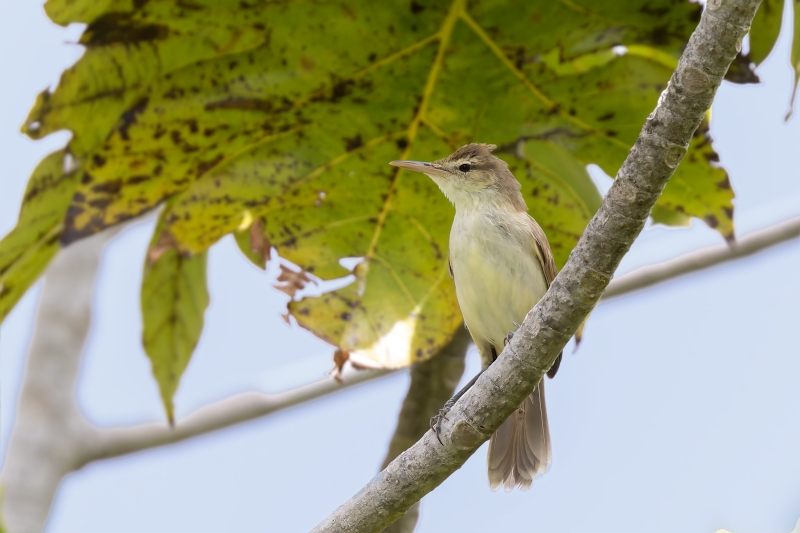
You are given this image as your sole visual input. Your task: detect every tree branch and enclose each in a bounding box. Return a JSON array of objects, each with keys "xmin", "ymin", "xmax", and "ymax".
[
  {"xmin": 602, "ymin": 216, "xmax": 800, "ymax": 300},
  {"xmin": 379, "ymin": 328, "xmax": 470, "ymax": 533},
  {"xmin": 310, "ymin": 2, "xmax": 762, "ymax": 531},
  {"xmin": 83, "ymin": 366, "xmax": 392, "ymax": 463},
  {"xmin": 0, "ymin": 229, "xmax": 119, "ymax": 533}
]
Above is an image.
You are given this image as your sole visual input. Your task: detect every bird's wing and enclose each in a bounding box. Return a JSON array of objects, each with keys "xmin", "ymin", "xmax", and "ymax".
[{"xmin": 526, "ymin": 214, "xmax": 557, "ymax": 287}]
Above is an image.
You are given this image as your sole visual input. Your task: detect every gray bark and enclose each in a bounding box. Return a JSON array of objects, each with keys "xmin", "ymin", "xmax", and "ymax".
[
  {"xmin": 0, "ymin": 230, "xmax": 117, "ymax": 533},
  {"xmin": 310, "ymin": 1, "xmax": 763, "ymax": 531}
]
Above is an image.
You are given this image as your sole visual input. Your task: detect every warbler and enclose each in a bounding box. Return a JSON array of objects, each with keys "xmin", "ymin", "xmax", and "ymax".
[{"xmin": 390, "ymin": 143, "xmax": 560, "ymax": 491}]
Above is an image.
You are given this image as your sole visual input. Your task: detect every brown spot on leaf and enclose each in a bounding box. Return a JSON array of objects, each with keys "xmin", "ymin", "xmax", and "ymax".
[
  {"xmin": 716, "ymin": 178, "xmax": 732, "ymax": 190},
  {"xmin": 88, "ymin": 198, "xmax": 113, "ymax": 210},
  {"xmin": 118, "ymin": 98, "xmax": 149, "ymax": 141},
  {"xmin": 126, "ymin": 175, "xmax": 150, "ymax": 185},
  {"xmin": 331, "ymin": 80, "xmax": 354, "ymax": 101},
  {"xmin": 723, "ymin": 206, "xmax": 734, "ymax": 220},
  {"xmin": 410, "ymin": 0, "xmax": 424, "ymax": 13},
  {"xmin": 92, "ymin": 179, "xmax": 123, "ymax": 195},
  {"xmin": 344, "ymin": 134, "xmax": 363, "ymax": 152},
  {"xmin": 597, "ymin": 112, "xmax": 615, "ymax": 122},
  {"xmin": 147, "ymin": 231, "xmax": 180, "ymax": 265},
  {"xmin": 83, "ymin": 14, "xmax": 168, "ymax": 46},
  {"xmin": 703, "ymin": 214, "xmax": 719, "ymax": 229},
  {"xmin": 197, "ymin": 155, "xmax": 224, "ymax": 177}
]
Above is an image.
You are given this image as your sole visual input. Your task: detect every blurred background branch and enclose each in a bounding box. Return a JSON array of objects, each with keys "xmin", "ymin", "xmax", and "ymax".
[
  {"xmin": 0, "ymin": 228, "xmax": 120, "ymax": 533},
  {"xmin": 602, "ymin": 216, "xmax": 800, "ymax": 300}
]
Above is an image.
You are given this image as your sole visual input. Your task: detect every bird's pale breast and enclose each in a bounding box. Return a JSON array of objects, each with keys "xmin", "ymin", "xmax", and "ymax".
[{"xmin": 449, "ymin": 209, "xmax": 549, "ymax": 368}]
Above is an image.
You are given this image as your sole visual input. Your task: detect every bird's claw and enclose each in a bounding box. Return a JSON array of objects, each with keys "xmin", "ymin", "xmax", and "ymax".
[
  {"xmin": 504, "ymin": 330, "xmax": 515, "ymax": 346},
  {"xmin": 430, "ymin": 406, "xmax": 451, "ymax": 445},
  {"xmin": 504, "ymin": 322, "xmax": 522, "ymax": 346}
]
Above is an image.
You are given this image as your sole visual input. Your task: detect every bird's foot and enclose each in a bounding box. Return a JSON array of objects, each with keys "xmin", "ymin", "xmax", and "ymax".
[
  {"xmin": 430, "ymin": 398, "xmax": 457, "ymax": 445},
  {"xmin": 504, "ymin": 321, "xmax": 522, "ymax": 346}
]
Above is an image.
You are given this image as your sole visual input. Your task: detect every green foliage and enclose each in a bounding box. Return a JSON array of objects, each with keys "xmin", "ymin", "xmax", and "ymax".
[
  {"xmin": 3, "ymin": 0, "xmax": 794, "ymax": 411},
  {"xmin": 750, "ymin": 0, "xmax": 785, "ymax": 64},
  {"xmin": 742, "ymin": 0, "xmax": 799, "ymax": 117},
  {"xmin": 141, "ymin": 218, "xmax": 210, "ymax": 422}
]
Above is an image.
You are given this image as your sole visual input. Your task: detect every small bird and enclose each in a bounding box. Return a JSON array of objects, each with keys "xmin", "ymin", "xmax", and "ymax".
[{"xmin": 390, "ymin": 143, "xmax": 561, "ymax": 491}]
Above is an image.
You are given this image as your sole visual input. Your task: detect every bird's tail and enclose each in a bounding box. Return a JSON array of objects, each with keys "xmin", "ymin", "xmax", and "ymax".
[{"xmin": 487, "ymin": 379, "xmax": 551, "ymax": 491}]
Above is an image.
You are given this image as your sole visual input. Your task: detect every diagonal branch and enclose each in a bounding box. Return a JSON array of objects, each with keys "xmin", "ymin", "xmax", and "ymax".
[{"xmin": 310, "ymin": 2, "xmax": 763, "ymax": 531}]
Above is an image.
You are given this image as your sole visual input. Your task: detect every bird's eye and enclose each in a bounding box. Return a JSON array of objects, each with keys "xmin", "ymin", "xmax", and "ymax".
[{"xmin": 458, "ymin": 163, "xmax": 471, "ymax": 172}]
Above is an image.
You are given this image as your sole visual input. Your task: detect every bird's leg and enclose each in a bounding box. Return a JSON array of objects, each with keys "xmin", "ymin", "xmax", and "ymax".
[
  {"xmin": 432, "ymin": 323, "xmax": 522, "ymax": 444},
  {"xmin": 430, "ymin": 371, "xmax": 483, "ymax": 444}
]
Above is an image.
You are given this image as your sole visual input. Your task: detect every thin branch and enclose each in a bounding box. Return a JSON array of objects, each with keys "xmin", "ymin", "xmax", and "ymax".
[
  {"xmin": 310, "ymin": 2, "xmax": 762, "ymax": 531},
  {"xmin": 379, "ymin": 328, "xmax": 470, "ymax": 533},
  {"xmin": 83, "ymin": 366, "xmax": 391, "ymax": 463},
  {"xmin": 603, "ymin": 216, "xmax": 800, "ymax": 300}
]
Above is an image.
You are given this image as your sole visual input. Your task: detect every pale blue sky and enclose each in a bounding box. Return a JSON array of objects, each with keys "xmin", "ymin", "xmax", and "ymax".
[{"xmin": 1, "ymin": 3, "xmax": 799, "ymax": 533}]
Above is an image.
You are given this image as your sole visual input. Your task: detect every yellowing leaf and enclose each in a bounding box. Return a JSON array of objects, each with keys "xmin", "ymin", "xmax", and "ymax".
[{"xmin": 141, "ymin": 223, "xmax": 209, "ymax": 423}]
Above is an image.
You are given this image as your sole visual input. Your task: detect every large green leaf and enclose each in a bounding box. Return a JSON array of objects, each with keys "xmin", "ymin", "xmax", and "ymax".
[
  {"xmin": 141, "ymin": 220, "xmax": 209, "ymax": 423},
  {"xmin": 2, "ymin": 0, "xmax": 753, "ymax": 368}
]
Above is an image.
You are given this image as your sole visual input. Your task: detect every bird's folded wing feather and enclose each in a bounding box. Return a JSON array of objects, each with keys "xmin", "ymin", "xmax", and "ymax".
[{"xmin": 526, "ymin": 215, "xmax": 557, "ymax": 287}]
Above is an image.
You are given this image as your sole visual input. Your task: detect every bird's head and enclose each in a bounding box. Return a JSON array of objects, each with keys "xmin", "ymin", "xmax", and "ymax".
[{"xmin": 390, "ymin": 143, "xmax": 526, "ymax": 212}]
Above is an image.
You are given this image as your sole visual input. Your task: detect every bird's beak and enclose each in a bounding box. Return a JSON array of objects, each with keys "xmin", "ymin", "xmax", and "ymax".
[{"xmin": 389, "ymin": 160, "xmax": 446, "ymax": 177}]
